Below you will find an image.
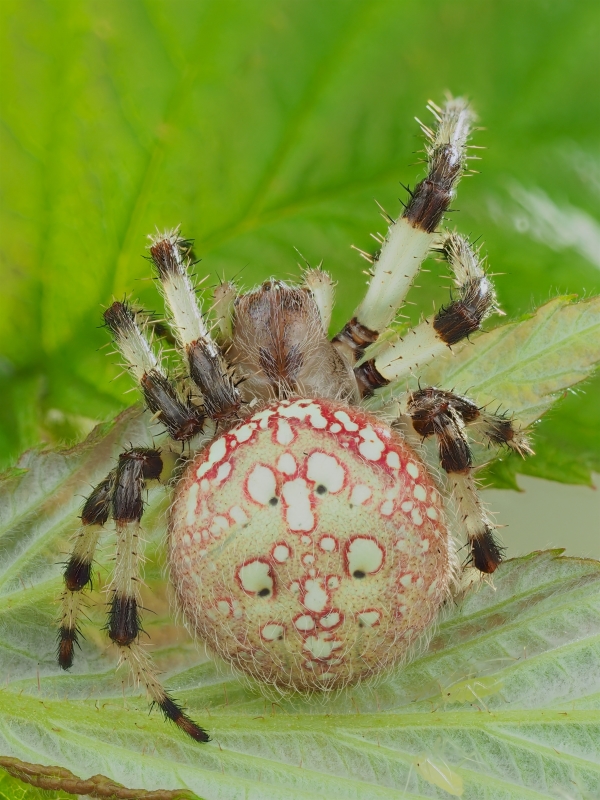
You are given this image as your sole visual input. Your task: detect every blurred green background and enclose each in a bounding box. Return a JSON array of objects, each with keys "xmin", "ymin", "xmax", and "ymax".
[{"xmin": 1, "ymin": 0, "xmax": 599, "ymax": 551}]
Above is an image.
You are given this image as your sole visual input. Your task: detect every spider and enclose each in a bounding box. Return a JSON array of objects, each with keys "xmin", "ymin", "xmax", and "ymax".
[{"xmin": 57, "ymin": 97, "xmax": 531, "ymax": 743}]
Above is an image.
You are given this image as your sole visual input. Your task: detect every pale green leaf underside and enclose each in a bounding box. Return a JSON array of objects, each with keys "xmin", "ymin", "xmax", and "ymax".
[
  {"xmin": 371, "ymin": 295, "xmax": 600, "ymax": 432},
  {"xmin": 1, "ymin": 408, "xmax": 600, "ymax": 798}
]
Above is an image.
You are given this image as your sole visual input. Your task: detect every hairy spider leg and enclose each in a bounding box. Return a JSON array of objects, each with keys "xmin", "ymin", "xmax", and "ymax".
[
  {"xmin": 58, "ymin": 473, "xmax": 115, "ymax": 668},
  {"xmin": 107, "ymin": 449, "xmax": 162, "ymax": 649},
  {"xmin": 303, "ymin": 267, "xmax": 335, "ymax": 333},
  {"xmin": 449, "ymin": 471, "xmax": 504, "ymax": 575},
  {"xmin": 400, "ymin": 387, "xmax": 529, "ymax": 573},
  {"xmin": 104, "ymin": 301, "xmax": 205, "ymax": 442},
  {"xmin": 333, "ymin": 97, "xmax": 475, "ymax": 366},
  {"xmin": 149, "ymin": 232, "xmax": 242, "ymax": 422},
  {"xmin": 212, "ymin": 280, "xmax": 237, "ymax": 343},
  {"xmin": 109, "ymin": 448, "xmax": 210, "ymax": 742},
  {"xmin": 355, "ymin": 232, "xmax": 498, "ymax": 394}
]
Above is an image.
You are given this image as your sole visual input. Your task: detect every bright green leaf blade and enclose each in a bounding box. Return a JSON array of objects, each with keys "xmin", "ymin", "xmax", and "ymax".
[
  {"xmin": 1, "ymin": 0, "xmax": 599, "ymax": 481},
  {"xmin": 371, "ymin": 294, "xmax": 600, "ymax": 426},
  {"xmin": 1, "ymin": 415, "xmax": 599, "ymax": 798},
  {"xmin": 418, "ymin": 295, "xmax": 600, "ymax": 428}
]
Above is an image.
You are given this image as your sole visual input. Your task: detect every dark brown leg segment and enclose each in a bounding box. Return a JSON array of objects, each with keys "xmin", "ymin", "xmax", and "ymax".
[
  {"xmin": 149, "ymin": 233, "xmax": 241, "ymax": 422},
  {"xmin": 60, "ymin": 446, "xmax": 209, "ymax": 742},
  {"xmin": 108, "ymin": 447, "xmax": 210, "ymax": 742},
  {"xmin": 58, "ymin": 473, "xmax": 115, "ymax": 669},
  {"xmin": 407, "ymin": 387, "xmax": 505, "ymax": 574},
  {"xmin": 104, "ymin": 302, "xmax": 205, "ymax": 442}
]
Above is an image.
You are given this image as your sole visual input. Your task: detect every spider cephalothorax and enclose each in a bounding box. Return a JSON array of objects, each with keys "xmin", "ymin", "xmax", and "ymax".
[{"xmin": 58, "ymin": 97, "xmax": 531, "ymax": 743}]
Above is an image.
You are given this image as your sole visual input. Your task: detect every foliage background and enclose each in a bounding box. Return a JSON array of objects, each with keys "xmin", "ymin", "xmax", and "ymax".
[
  {"xmin": 0, "ymin": 2, "xmax": 600, "ymax": 798},
  {"xmin": 1, "ymin": 0, "xmax": 599, "ymax": 484}
]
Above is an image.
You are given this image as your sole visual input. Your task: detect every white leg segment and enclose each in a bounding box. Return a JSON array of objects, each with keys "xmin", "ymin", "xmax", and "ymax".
[
  {"xmin": 363, "ymin": 232, "xmax": 498, "ymax": 384},
  {"xmin": 355, "ymin": 222, "xmax": 432, "ymax": 333},
  {"xmin": 352, "ymin": 98, "xmax": 475, "ymax": 337},
  {"xmin": 304, "ymin": 268, "xmax": 335, "ymax": 333},
  {"xmin": 105, "ymin": 303, "xmax": 161, "ymax": 383},
  {"xmin": 212, "ymin": 281, "xmax": 237, "ymax": 342},
  {"xmin": 449, "ymin": 471, "xmax": 503, "ymax": 574},
  {"xmin": 149, "ymin": 230, "xmax": 214, "ymax": 350},
  {"xmin": 149, "ymin": 230, "xmax": 241, "ymax": 421},
  {"xmin": 371, "ymin": 318, "xmax": 449, "ymax": 381}
]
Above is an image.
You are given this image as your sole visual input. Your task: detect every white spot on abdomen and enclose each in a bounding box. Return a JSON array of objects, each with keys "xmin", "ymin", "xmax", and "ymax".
[
  {"xmin": 247, "ymin": 465, "xmax": 277, "ymax": 505},
  {"xmin": 304, "ymin": 633, "xmax": 341, "ymax": 660},
  {"xmin": 302, "ymin": 578, "xmax": 328, "ymax": 612},
  {"xmin": 380, "ymin": 500, "xmax": 394, "ymax": 516},
  {"xmin": 319, "ymin": 536, "xmax": 337, "ymax": 552},
  {"xmin": 350, "ymin": 484, "xmax": 372, "ymax": 505},
  {"xmin": 282, "ymin": 478, "xmax": 314, "ymax": 531},
  {"xmin": 294, "ymin": 614, "xmax": 315, "ymax": 631},
  {"xmin": 277, "ymin": 452, "xmax": 297, "ymax": 474},
  {"xmin": 186, "ymin": 483, "xmax": 199, "ymax": 525},
  {"xmin": 307, "ymin": 452, "xmax": 345, "ymax": 493},
  {"xmin": 407, "ymin": 461, "xmax": 420, "ymax": 479},
  {"xmin": 346, "ymin": 537, "xmax": 384, "ymax": 575},
  {"xmin": 411, "ymin": 508, "xmax": 423, "ymax": 526},
  {"xmin": 278, "ymin": 399, "xmax": 327, "ymax": 429},
  {"xmin": 276, "ymin": 419, "xmax": 294, "ymax": 445},
  {"xmin": 237, "ymin": 560, "xmax": 273, "ymax": 595},
  {"xmin": 229, "ymin": 505, "xmax": 248, "ymax": 525},
  {"xmin": 272, "ymin": 544, "xmax": 290, "ymax": 562},
  {"xmin": 320, "ymin": 611, "xmax": 341, "ymax": 628},
  {"xmin": 386, "ymin": 451, "xmax": 400, "ymax": 469},
  {"xmin": 358, "ymin": 610, "xmax": 380, "ymax": 627},
  {"xmin": 209, "ymin": 515, "xmax": 230, "ymax": 537},
  {"xmin": 213, "ymin": 461, "xmax": 232, "ymax": 485},
  {"xmin": 358, "ymin": 426, "xmax": 385, "ymax": 461},
  {"xmin": 196, "ymin": 437, "xmax": 227, "ymax": 478},
  {"xmin": 333, "ymin": 410, "xmax": 359, "ymax": 431},
  {"xmin": 261, "ymin": 623, "xmax": 283, "ymax": 641},
  {"xmin": 413, "ymin": 484, "xmax": 427, "ymax": 501},
  {"xmin": 234, "ymin": 422, "xmax": 256, "ymax": 443},
  {"xmin": 217, "ymin": 600, "xmax": 232, "ymax": 616}
]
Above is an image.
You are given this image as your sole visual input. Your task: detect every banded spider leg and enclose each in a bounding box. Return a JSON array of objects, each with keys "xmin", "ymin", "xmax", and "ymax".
[
  {"xmin": 331, "ymin": 97, "xmax": 530, "ymax": 574},
  {"xmin": 58, "ymin": 234, "xmax": 239, "ymax": 742},
  {"xmin": 333, "ymin": 97, "xmax": 476, "ymax": 367},
  {"xmin": 400, "ymin": 387, "xmax": 532, "ymax": 573}
]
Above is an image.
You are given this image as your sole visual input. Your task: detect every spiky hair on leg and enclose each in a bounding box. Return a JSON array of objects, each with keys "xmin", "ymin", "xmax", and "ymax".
[
  {"xmin": 104, "ymin": 300, "xmax": 205, "ymax": 441},
  {"xmin": 355, "ymin": 232, "xmax": 499, "ymax": 395},
  {"xmin": 334, "ymin": 96, "xmax": 476, "ymax": 364},
  {"xmin": 406, "ymin": 98, "xmax": 476, "ymax": 233},
  {"xmin": 148, "ymin": 229, "xmax": 242, "ymax": 422},
  {"xmin": 472, "ymin": 408, "xmax": 534, "ymax": 458},
  {"xmin": 432, "ymin": 231, "xmax": 499, "ymax": 346},
  {"xmin": 58, "ymin": 474, "xmax": 114, "ymax": 669}
]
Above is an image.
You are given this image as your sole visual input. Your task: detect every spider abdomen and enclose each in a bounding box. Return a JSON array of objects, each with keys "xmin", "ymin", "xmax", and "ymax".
[{"xmin": 169, "ymin": 398, "xmax": 452, "ymax": 691}]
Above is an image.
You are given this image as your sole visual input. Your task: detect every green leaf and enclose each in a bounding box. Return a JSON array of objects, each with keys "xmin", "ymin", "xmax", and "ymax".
[
  {"xmin": 369, "ymin": 295, "xmax": 600, "ymax": 485},
  {"xmin": 0, "ymin": 767, "xmax": 74, "ymax": 800},
  {"xmin": 418, "ymin": 295, "xmax": 600, "ymax": 428},
  {"xmin": 1, "ymin": 415, "xmax": 600, "ymax": 799},
  {"xmin": 1, "ymin": 0, "xmax": 600, "ymax": 483}
]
